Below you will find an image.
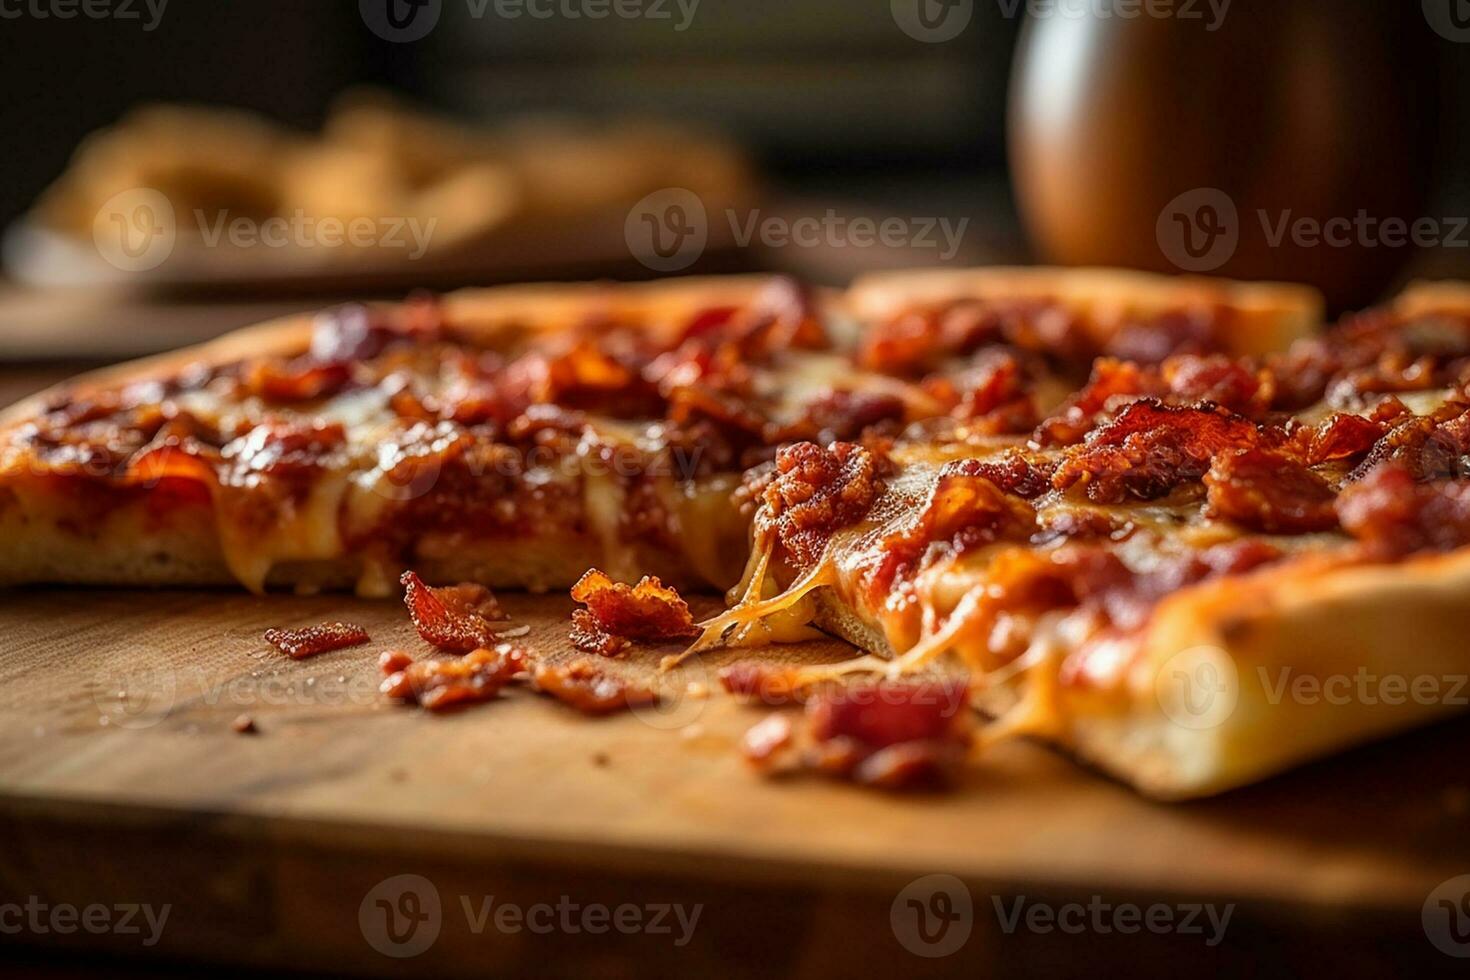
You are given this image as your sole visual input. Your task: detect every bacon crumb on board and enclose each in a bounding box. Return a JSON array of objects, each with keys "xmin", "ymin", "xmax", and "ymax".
[
  {"xmin": 263, "ymin": 622, "xmax": 370, "ymax": 660},
  {"xmin": 379, "ymin": 644, "xmax": 528, "ymax": 711},
  {"xmin": 231, "ymin": 714, "xmax": 258, "ymax": 734},
  {"xmin": 739, "ymin": 678, "xmax": 973, "ymax": 790},
  {"xmin": 531, "ymin": 658, "xmax": 659, "ymax": 715},
  {"xmin": 400, "ymin": 570, "xmax": 512, "ymax": 652},
  {"xmin": 568, "ymin": 568, "xmax": 698, "ymax": 655}
]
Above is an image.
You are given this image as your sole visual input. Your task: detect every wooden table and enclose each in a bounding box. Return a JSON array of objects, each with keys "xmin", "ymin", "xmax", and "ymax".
[{"xmin": 0, "ymin": 587, "xmax": 1467, "ymax": 978}]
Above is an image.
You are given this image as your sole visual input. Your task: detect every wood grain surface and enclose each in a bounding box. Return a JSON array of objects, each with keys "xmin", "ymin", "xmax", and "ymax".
[{"xmin": 1, "ymin": 588, "xmax": 1467, "ymax": 976}]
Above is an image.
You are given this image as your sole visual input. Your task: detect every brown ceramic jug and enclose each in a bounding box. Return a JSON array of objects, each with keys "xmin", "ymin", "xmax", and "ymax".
[{"xmin": 1009, "ymin": 3, "xmax": 1441, "ymax": 311}]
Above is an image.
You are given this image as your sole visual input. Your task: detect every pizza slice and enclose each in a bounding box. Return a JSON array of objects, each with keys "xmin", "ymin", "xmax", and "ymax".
[
  {"xmin": 0, "ymin": 267, "xmax": 1317, "ymax": 602},
  {"xmin": 698, "ymin": 280, "xmax": 1470, "ymax": 799}
]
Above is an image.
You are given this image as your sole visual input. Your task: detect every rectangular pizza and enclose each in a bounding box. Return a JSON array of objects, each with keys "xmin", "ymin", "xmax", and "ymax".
[{"xmin": 8, "ymin": 266, "xmax": 1470, "ymax": 799}]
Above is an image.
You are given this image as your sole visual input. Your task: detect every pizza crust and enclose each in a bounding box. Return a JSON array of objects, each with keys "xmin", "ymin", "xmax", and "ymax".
[{"xmin": 845, "ymin": 265, "xmax": 1324, "ymax": 358}]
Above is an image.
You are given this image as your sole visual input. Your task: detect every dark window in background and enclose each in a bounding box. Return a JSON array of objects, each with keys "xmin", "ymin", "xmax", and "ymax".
[{"xmin": 0, "ymin": 1, "xmax": 1016, "ymax": 230}]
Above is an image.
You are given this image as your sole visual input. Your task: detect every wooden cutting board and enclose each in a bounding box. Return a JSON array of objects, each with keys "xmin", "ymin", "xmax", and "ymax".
[{"xmin": 1, "ymin": 589, "xmax": 1466, "ymax": 978}]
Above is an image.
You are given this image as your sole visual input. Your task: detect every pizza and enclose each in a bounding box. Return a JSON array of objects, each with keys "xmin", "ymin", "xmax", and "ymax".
[{"xmin": 12, "ymin": 264, "xmax": 1470, "ymax": 799}]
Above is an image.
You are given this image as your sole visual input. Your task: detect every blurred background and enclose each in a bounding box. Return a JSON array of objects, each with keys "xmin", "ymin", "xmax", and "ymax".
[{"xmin": 0, "ymin": 1, "xmax": 1467, "ymax": 376}]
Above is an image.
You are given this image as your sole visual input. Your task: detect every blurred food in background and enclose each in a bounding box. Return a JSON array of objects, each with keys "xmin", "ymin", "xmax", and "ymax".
[{"xmin": 6, "ymin": 91, "xmax": 757, "ymax": 292}]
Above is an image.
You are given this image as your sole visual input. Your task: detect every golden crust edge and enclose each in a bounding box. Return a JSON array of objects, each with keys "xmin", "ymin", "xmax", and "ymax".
[
  {"xmin": 815, "ymin": 547, "xmax": 1470, "ymax": 801},
  {"xmin": 843, "ymin": 265, "xmax": 1327, "ymax": 358}
]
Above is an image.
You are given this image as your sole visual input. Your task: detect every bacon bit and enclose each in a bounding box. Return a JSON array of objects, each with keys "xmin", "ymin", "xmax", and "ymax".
[
  {"xmin": 718, "ymin": 662, "xmax": 810, "ymax": 705},
  {"xmin": 742, "ymin": 679, "xmax": 973, "ymax": 791},
  {"xmin": 738, "ymin": 277, "xmax": 827, "ymax": 356},
  {"xmin": 567, "ymin": 569, "xmax": 699, "ymax": 655},
  {"xmin": 531, "ymin": 659, "xmax": 659, "ymax": 715},
  {"xmin": 1292, "ymin": 412, "xmax": 1388, "ymax": 465},
  {"xmin": 865, "ymin": 463, "xmax": 1038, "ymax": 596},
  {"xmin": 242, "ymin": 359, "xmax": 352, "ymax": 403},
  {"xmin": 1204, "ymin": 449, "xmax": 1339, "ymax": 534},
  {"xmin": 950, "ymin": 452, "xmax": 1055, "ymax": 500},
  {"xmin": 222, "ymin": 418, "xmax": 347, "ymax": 481},
  {"xmin": 1105, "ymin": 308, "xmax": 1218, "ymax": 364},
  {"xmin": 569, "ymin": 608, "xmax": 631, "ymax": 657},
  {"xmin": 1034, "ymin": 358, "xmax": 1159, "ymax": 446},
  {"xmin": 1052, "ymin": 399, "xmax": 1261, "ymax": 503},
  {"xmin": 1337, "ymin": 464, "xmax": 1470, "ymax": 557},
  {"xmin": 308, "ymin": 304, "xmax": 399, "ymax": 364},
  {"xmin": 740, "ymin": 713, "xmax": 793, "ymax": 762},
  {"xmin": 785, "ymin": 389, "xmax": 908, "ymax": 444},
  {"xmin": 401, "ymin": 570, "xmax": 508, "ymax": 652},
  {"xmin": 761, "ymin": 441, "xmax": 886, "ymax": 569},
  {"xmin": 231, "ymin": 714, "xmax": 258, "ymax": 734},
  {"xmin": 1163, "ymin": 354, "xmax": 1273, "ymax": 416},
  {"xmin": 1345, "ymin": 404, "xmax": 1470, "ymax": 483},
  {"xmin": 379, "ymin": 644, "xmax": 529, "ymax": 711},
  {"xmin": 263, "ymin": 622, "xmax": 370, "ymax": 660}
]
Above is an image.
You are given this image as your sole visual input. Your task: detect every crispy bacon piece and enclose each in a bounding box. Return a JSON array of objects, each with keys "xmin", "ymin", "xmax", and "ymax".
[
  {"xmin": 1162, "ymin": 354, "xmax": 1273, "ymax": 416},
  {"xmin": 1204, "ymin": 449, "xmax": 1338, "ymax": 534},
  {"xmin": 1052, "ymin": 400, "xmax": 1261, "ymax": 503},
  {"xmin": 761, "ymin": 441, "xmax": 885, "ymax": 569},
  {"xmin": 864, "ymin": 462, "xmax": 1038, "ymax": 598},
  {"xmin": 1034, "ymin": 358, "xmax": 1159, "ymax": 446},
  {"xmin": 263, "ymin": 622, "xmax": 369, "ymax": 660},
  {"xmin": 742, "ymin": 678, "xmax": 973, "ymax": 791},
  {"xmin": 568, "ymin": 569, "xmax": 698, "ymax": 655},
  {"xmin": 951, "ymin": 452, "xmax": 1055, "ymax": 500},
  {"xmin": 782, "ymin": 389, "xmax": 908, "ymax": 444},
  {"xmin": 379, "ymin": 644, "xmax": 528, "ymax": 711},
  {"xmin": 531, "ymin": 659, "xmax": 659, "ymax": 715},
  {"xmin": 1345, "ymin": 404, "xmax": 1470, "ymax": 483},
  {"xmin": 309, "ymin": 304, "xmax": 399, "ymax": 364},
  {"xmin": 740, "ymin": 713, "xmax": 794, "ymax": 762},
  {"xmin": 718, "ymin": 662, "xmax": 810, "ymax": 705},
  {"xmin": 1337, "ymin": 464, "xmax": 1470, "ymax": 557},
  {"xmin": 242, "ymin": 359, "xmax": 352, "ymax": 403},
  {"xmin": 223, "ymin": 419, "xmax": 347, "ymax": 480},
  {"xmin": 401, "ymin": 570, "xmax": 508, "ymax": 652},
  {"xmin": 1291, "ymin": 412, "xmax": 1388, "ymax": 465}
]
